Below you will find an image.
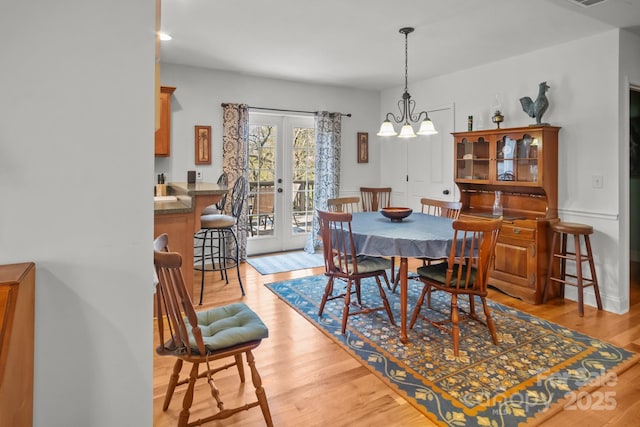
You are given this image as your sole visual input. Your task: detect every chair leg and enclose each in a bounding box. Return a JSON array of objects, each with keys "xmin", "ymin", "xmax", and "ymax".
[
  {"xmin": 426, "ymin": 284, "xmax": 433, "ymax": 308},
  {"xmin": 584, "ymin": 235, "xmax": 603, "ymax": 310},
  {"xmin": 389, "ymin": 257, "xmax": 395, "ymax": 289},
  {"xmin": 234, "ymin": 353, "xmax": 245, "ymax": 382},
  {"xmin": 450, "ymin": 294, "xmax": 460, "ymax": 356},
  {"xmin": 246, "ymin": 350, "xmax": 274, "ymax": 427},
  {"xmin": 177, "ymin": 362, "xmax": 200, "ymax": 427},
  {"xmin": 228, "ymin": 229, "xmax": 245, "ymax": 295},
  {"xmin": 481, "ymin": 297, "xmax": 498, "ymax": 345},
  {"xmin": 560, "ymin": 232, "xmax": 568, "ymax": 298},
  {"xmin": 219, "ymin": 229, "xmax": 230, "ymax": 284},
  {"xmin": 409, "ymin": 280, "xmax": 430, "ymax": 329},
  {"xmin": 163, "ymin": 359, "xmax": 183, "ymax": 411},
  {"xmin": 374, "ymin": 275, "xmax": 395, "ymax": 325},
  {"xmin": 574, "ymin": 233, "xmax": 585, "ymax": 317},
  {"xmin": 341, "ymin": 279, "xmax": 353, "ymax": 334},
  {"xmin": 355, "ymin": 278, "xmax": 362, "ymax": 305},
  {"xmin": 543, "ymin": 230, "xmax": 559, "ymax": 303},
  {"xmin": 318, "ymin": 277, "xmax": 334, "ymax": 317},
  {"xmin": 215, "ymin": 230, "xmax": 226, "ymax": 281},
  {"xmin": 200, "ymin": 231, "xmax": 208, "ymax": 305}
]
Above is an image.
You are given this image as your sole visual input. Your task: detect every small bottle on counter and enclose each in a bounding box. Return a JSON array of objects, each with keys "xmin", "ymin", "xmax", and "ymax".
[{"xmin": 492, "ymin": 191, "xmax": 503, "ymax": 216}]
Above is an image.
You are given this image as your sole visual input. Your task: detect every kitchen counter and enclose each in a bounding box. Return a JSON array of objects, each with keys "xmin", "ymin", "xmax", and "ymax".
[
  {"xmin": 168, "ymin": 181, "xmax": 228, "ymax": 197},
  {"xmin": 153, "ymin": 195, "xmax": 192, "ymax": 215},
  {"xmin": 154, "ymin": 182, "xmax": 227, "ymax": 215}
]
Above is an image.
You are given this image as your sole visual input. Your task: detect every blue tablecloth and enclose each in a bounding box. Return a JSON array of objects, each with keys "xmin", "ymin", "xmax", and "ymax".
[{"xmin": 350, "ymin": 212, "xmax": 455, "ymax": 259}]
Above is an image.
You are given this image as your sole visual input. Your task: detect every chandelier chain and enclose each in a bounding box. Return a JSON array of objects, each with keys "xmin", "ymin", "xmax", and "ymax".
[{"xmin": 404, "ymin": 30, "xmax": 409, "ymax": 92}]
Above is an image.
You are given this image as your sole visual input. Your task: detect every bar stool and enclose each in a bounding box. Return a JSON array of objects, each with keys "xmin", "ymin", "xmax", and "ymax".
[
  {"xmin": 194, "ymin": 176, "xmax": 247, "ymax": 305},
  {"xmin": 543, "ymin": 221, "xmax": 603, "ymax": 316}
]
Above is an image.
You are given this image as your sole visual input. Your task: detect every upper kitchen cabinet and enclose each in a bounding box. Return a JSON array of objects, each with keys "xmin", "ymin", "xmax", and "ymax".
[{"xmin": 155, "ymin": 86, "xmax": 176, "ymax": 157}]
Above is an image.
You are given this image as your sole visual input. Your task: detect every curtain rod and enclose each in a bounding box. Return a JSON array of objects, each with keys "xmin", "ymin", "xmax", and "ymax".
[{"xmin": 222, "ymin": 103, "xmax": 351, "ymax": 117}]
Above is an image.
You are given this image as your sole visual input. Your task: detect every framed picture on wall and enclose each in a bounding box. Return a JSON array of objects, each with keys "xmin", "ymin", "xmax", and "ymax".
[
  {"xmin": 195, "ymin": 125, "xmax": 211, "ymax": 165},
  {"xmin": 357, "ymin": 132, "xmax": 368, "ymax": 163}
]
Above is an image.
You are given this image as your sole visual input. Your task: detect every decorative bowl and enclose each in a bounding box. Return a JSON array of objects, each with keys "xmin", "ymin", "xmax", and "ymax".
[{"xmin": 380, "ymin": 207, "xmax": 413, "ymax": 222}]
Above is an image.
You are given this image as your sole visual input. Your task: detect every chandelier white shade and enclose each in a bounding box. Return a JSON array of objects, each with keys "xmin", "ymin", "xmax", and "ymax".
[{"xmin": 377, "ymin": 27, "xmax": 437, "ymax": 138}]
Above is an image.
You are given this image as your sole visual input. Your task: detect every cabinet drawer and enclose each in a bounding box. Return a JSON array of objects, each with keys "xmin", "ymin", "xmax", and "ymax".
[{"xmin": 501, "ymin": 224, "xmax": 535, "ymax": 241}]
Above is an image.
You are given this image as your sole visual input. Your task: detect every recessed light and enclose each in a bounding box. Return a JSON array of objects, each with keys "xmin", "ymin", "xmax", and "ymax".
[{"xmin": 159, "ymin": 32, "xmax": 172, "ymax": 41}]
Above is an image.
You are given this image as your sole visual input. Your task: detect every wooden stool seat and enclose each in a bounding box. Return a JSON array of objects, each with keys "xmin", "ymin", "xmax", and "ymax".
[
  {"xmin": 550, "ymin": 221, "xmax": 593, "ymax": 236},
  {"xmin": 543, "ymin": 221, "xmax": 603, "ymax": 316}
]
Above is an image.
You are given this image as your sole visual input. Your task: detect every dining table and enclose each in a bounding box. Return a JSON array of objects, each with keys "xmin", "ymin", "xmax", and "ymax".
[{"xmin": 349, "ymin": 211, "xmax": 456, "ymax": 343}]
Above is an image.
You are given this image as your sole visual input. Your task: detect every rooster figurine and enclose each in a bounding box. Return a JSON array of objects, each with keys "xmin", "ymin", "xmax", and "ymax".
[{"xmin": 519, "ymin": 81, "xmax": 550, "ymax": 125}]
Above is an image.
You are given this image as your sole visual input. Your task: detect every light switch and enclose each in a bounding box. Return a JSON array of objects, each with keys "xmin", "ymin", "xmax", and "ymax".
[{"xmin": 592, "ymin": 175, "xmax": 603, "ymax": 189}]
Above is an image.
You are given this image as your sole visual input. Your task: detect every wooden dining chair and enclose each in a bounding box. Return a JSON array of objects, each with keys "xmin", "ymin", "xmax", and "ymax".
[
  {"xmin": 393, "ymin": 198, "xmax": 464, "ymax": 294},
  {"xmin": 420, "ymin": 197, "xmax": 462, "ymax": 219},
  {"xmin": 359, "ymin": 187, "xmax": 392, "ymax": 212},
  {"xmin": 418, "ymin": 198, "xmax": 463, "ymax": 263},
  {"xmin": 327, "ymin": 196, "xmax": 361, "ymax": 213},
  {"xmin": 359, "ymin": 187, "xmax": 396, "ymax": 284},
  {"xmin": 316, "ymin": 210, "xmax": 395, "ymax": 334},
  {"xmin": 154, "ymin": 233, "xmax": 273, "ymax": 427},
  {"xmin": 409, "ymin": 217, "xmax": 502, "ymax": 356}
]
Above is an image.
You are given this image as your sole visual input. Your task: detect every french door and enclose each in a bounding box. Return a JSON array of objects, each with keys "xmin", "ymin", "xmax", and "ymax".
[{"xmin": 246, "ymin": 114, "xmax": 315, "ymax": 255}]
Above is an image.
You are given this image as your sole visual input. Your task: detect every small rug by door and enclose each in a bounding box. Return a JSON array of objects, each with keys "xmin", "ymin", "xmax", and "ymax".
[
  {"xmin": 247, "ymin": 251, "xmax": 324, "ymax": 275},
  {"xmin": 266, "ymin": 274, "xmax": 639, "ymax": 426}
]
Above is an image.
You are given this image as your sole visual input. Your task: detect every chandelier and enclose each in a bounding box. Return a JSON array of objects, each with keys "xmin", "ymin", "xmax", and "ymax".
[{"xmin": 377, "ymin": 27, "xmax": 437, "ymax": 138}]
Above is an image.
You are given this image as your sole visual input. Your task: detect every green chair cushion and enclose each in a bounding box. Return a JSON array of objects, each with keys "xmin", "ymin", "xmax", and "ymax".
[
  {"xmin": 190, "ymin": 302, "xmax": 269, "ymax": 352},
  {"xmin": 416, "ymin": 263, "xmax": 476, "ymax": 288},
  {"xmin": 350, "ymin": 255, "xmax": 391, "ymax": 274}
]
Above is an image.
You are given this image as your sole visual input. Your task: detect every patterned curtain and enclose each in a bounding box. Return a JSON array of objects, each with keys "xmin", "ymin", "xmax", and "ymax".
[
  {"xmin": 222, "ymin": 103, "xmax": 250, "ymax": 260},
  {"xmin": 304, "ymin": 111, "xmax": 342, "ymax": 253}
]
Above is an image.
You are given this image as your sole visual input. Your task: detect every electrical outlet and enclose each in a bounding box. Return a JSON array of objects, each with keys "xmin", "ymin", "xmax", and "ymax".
[
  {"xmin": 592, "ymin": 175, "xmax": 603, "ymax": 189},
  {"xmin": 196, "ymin": 170, "xmax": 203, "ymax": 182}
]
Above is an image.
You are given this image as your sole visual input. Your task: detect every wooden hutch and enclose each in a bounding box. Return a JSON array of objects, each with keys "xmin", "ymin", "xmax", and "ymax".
[{"xmin": 453, "ymin": 125, "xmax": 560, "ymax": 304}]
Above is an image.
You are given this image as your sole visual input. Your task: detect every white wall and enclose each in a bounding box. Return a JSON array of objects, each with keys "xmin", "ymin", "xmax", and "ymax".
[
  {"xmin": 155, "ymin": 64, "xmax": 381, "ymax": 195},
  {"xmin": 380, "ymin": 29, "xmax": 638, "ymax": 313},
  {"xmin": 1, "ymin": 2, "xmax": 153, "ymax": 426}
]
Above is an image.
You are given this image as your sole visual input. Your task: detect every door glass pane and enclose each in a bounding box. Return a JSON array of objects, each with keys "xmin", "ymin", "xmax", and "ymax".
[
  {"xmin": 291, "ymin": 126, "xmax": 315, "ymax": 234},
  {"xmin": 248, "ymin": 124, "xmax": 276, "ymax": 237}
]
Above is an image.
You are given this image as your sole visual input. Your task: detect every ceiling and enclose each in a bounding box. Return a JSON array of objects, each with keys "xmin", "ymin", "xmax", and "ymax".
[{"xmin": 160, "ymin": 0, "xmax": 640, "ymax": 91}]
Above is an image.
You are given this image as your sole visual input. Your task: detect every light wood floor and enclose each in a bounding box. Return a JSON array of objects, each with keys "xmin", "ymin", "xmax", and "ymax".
[{"xmin": 154, "ymin": 259, "xmax": 640, "ymax": 427}]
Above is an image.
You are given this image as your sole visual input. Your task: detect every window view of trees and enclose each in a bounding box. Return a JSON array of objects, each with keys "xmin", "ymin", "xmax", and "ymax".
[{"xmin": 247, "ymin": 123, "xmax": 315, "ymax": 237}]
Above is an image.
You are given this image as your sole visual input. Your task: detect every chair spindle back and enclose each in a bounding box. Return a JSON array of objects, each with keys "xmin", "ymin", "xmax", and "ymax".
[
  {"xmin": 360, "ymin": 187, "xmax": 392, "ymax": 212},
  {"xmin": 317, "ymin": 210, "xmax": 358, "ymax": 277}
]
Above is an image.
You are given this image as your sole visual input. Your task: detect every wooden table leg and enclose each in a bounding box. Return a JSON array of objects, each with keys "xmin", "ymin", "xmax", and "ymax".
[{"xmin": 400, "ymin": 257, "xmax": 408, "ymax": 344}]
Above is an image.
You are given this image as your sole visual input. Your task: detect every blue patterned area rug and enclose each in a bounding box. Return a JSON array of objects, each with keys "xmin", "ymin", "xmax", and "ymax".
[
  {"xmin": 266, "ymin": 275, "xmax": 639, "ymax": 426},
  {"xmin": 247, "ymin": 251, "xmax": 324, "ymax": 275}
]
